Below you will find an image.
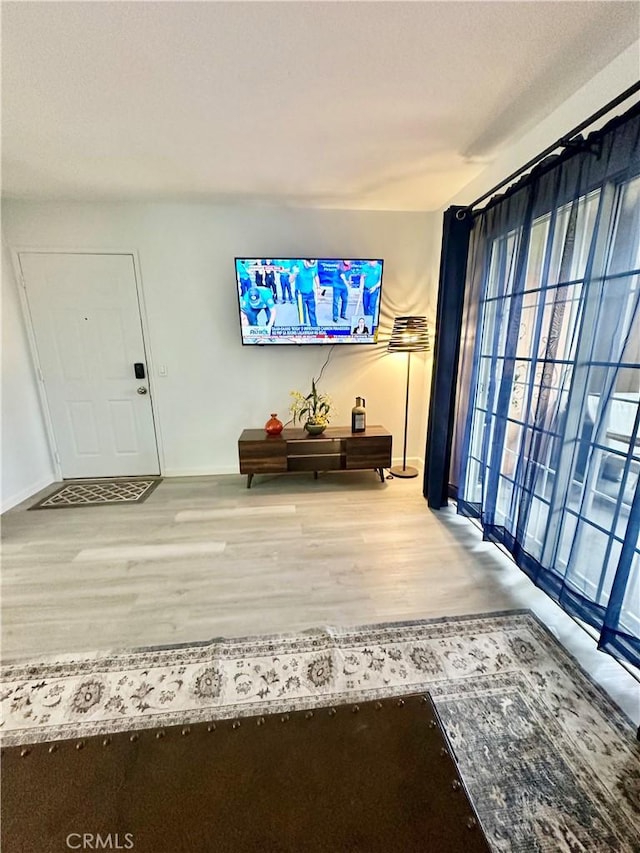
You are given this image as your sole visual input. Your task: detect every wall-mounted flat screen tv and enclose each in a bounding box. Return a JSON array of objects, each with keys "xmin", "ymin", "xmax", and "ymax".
[{"xmin": 235, "ymin": 258, "xmax": 384, "ymax": 345}]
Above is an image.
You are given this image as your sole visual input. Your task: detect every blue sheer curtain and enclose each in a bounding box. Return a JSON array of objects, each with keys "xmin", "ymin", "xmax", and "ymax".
[{"xmin": 455, "ymin": 104, "xmax": 640, "ymax": 667}]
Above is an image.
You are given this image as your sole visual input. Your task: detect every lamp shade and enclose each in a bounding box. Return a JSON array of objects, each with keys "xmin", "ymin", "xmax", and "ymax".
[{"xmin": 387, "ymin": 316, "xmax": 430, "ymax": 353}]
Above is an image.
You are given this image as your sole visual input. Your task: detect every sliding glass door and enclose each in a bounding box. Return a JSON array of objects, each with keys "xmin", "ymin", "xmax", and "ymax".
[{"xmin": 456, "ymin": 123, "xmax": 640, "ymax": 667}]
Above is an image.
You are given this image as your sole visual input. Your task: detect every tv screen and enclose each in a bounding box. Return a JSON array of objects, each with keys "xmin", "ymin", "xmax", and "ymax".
[{"xmin": 235, "ymin": 258, "xmax": 384, "ymax": 345}]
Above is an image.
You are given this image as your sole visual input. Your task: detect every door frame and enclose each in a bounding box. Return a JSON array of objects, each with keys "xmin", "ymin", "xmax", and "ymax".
[{"xmin": 9, "ymin": 247, "xmax": 165, "ymax": 479}]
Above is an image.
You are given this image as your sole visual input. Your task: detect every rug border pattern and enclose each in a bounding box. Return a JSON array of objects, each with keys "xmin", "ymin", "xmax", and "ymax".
[{"xmin": 1, "ymin": 608, "xmax": 635, "ymax": 736}]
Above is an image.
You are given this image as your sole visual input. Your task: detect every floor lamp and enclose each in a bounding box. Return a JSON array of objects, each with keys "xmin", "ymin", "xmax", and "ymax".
[{"xmin": 388, "ymin": 316, "xmax": 430, "ymax": 478}]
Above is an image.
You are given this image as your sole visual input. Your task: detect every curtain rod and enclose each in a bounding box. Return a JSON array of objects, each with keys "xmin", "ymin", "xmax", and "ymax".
[{"xmin": 464, "ymin": 80, "xmax": 640, "ymax": 214}]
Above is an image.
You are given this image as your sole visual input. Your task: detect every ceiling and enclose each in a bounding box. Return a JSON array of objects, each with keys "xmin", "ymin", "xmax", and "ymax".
[{"xmin": 2, "ymin": 1, "xmax": 638, "ymax": 211}]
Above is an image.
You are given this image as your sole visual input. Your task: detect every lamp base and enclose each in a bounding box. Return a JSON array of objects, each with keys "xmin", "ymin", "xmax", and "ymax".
[{"xmin": 389, "ymin": 465, "xmax": 419, "ymax": 479}]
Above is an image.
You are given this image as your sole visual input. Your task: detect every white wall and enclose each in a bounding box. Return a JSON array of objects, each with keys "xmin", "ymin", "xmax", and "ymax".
[
  {"xmin": 1, "ymin": 240, "xmax": 56, "ymax": 510},
  {"xmin": 1, "ymin": 203, "xmax": 438, "ymax": 484}
]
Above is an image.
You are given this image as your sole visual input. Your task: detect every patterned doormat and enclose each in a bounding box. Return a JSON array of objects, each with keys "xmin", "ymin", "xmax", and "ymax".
[
  {"xmin": 29, "ymin": 478, "xmax": 161, "ymax": 509},
  {"xmin": 1, "ymin": 611, "xmax": 639, "ymax": 852}
]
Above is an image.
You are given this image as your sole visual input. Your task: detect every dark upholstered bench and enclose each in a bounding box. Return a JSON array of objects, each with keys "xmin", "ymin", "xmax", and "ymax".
[{"xmin": 2, "ymin": 693, "xmax": 490, "ymax": 852}]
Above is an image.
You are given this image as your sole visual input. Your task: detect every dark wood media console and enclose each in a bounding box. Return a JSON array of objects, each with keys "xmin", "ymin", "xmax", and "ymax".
[{"xmin": 238, "ymin": 425, "xmax": 392, "ymax": 488}]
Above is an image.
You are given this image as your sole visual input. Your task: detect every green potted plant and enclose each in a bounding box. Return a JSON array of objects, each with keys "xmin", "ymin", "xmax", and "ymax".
[{"xmin": 290, "ymin": 379, "xmax": 334, "ymax": 435}]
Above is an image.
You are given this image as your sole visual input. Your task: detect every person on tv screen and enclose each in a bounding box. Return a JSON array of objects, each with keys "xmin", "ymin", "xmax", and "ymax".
[
  {"xmin": 318, "ymin": 259, "xmax": 348, "ymax": 323},
  {"xmin": 291, "ymin": 259, "xmax": 319, "ymax": 326},
  {"xmin": 264, "ymin": 259, "xmax": 278, "ymax": 303},
  {"xmin": 359, "ymin": 260, "xmax": 382, "ymax": 320},
  {"xmin": 352, "ymin": 317, "xmax": 370, "ymax": 335},
  {"xmin": 240, "ymin": 286, "xmax": 276, "ymax": 331},
  {"xmin": 278, "ymin": 259, "xmax": 294, "ymax": 303},
  {"xmin": 253, "ymin": 260, "xmax": 265, "ymax": 287},
  {"xmin": 237, "ymin": 259, "xmax": 252, "ymax": 296}
]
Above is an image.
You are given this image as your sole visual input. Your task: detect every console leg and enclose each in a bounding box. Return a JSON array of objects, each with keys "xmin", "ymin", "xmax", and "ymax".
[
  {"xmin": 377, "ymin": 467, "xmax": 385, "ymax": 483},
  {"xmin": 247, "ymin": 473, "xmax": 254, "ymax": 489},
  {"xmin": 314, "ymin": 471, "xmax": 318, "ymax": 480}
]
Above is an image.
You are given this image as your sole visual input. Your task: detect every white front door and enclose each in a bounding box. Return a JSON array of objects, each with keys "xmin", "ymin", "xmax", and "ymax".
[{"xmin": 19, "ymin": 252, "xmax": 160, "ymax": 478}]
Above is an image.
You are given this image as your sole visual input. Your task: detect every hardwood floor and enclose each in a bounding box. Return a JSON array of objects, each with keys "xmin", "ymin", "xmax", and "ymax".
[{"xmin": 3, "ymin": 471, "xmax": 639, "ymax": 724}]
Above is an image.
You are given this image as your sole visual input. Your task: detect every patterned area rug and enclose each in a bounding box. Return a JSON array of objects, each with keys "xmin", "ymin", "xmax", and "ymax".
[
  {"xmin": 29, "ymin": 478, "xmax": 161, "ymax": 509},
  {"xmin": 2, "ymin": 611, "xmax": 639, "ymax": 852}
]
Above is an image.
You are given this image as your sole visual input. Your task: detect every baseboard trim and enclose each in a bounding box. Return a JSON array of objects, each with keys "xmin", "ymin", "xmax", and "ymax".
[
  {"xmin": 390, "ymin": 456, "xmax": 424, "ymax": 470},
  {"xmin": 162, "ymin": 466, "xmax": 240, "ymax": 478},
  {"xmin": 1, "ymin": 475, "xmax": 58, "ymax": 513}
]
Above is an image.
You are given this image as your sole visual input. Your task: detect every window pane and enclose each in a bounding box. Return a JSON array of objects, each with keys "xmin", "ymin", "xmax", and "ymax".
[
  {"xmin": 470, "ymin": 409, "xmax": 486, "ymax": 460},
  {"xmin": 557, "ymin": 512, "xmax": 578, "ymax": 568},
  {"xmin": 596, "ymin": 382, "xmax": 640, "ymax": 461},
  {"xmin": 618, "ymin": 551, "xmax": 640, "ymax": 637},
  {"xmin": 523, "ymin": 217, "xmax": 549, "ymax": 291},
  {"xmin": 495, "ymin": 476, "xmax": 514, "ymax": 523},
  {"xmin": 476, "ymin": 356, "xmax": 494, "ymax": 410},
  {"xmin": 547, "ymin": 191, "xmax": 600, "ymax": 285},
  {"xmin": 465, "ymin": 457, "xmax": 483, "ymax": 504},
  {"xmin": 537, "ymin": 284, "xmax": 583, "ymax": 362},
  {"xmin": 516, "ymin": 290, "xmax": 543, "ymax": 359},
  {"xmin": 568, "ymin": 523, "xmax": 617, "ymax": 600},
  {"xmin": 608, "ymin": 176, "xmax": 640, "ymax": 275},
  {"xmin": 501, "ymin": 421, "xmax": 522, "ymax": 478},
  {"xmin": 524, "ymin": 497, "xmax": 549, "ymax": 559},
  {"xmin": 591, "ymin": 539, "xmax": 623, "ymax": 608},
  {"xmin": 509, "ymin": 361, "xmax": 531, "ymax": 420}
]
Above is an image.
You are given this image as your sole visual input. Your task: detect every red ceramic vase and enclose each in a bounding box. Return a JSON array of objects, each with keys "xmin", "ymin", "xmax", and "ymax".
[{"xmin": 265, "ymin": 413, "xmax": 284, "ymax": 435}]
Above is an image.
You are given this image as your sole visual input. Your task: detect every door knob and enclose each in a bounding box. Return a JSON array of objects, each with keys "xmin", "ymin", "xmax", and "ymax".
[{"xmin": 137, "ymin": 386, "xmax": 148, "ymax": 395}]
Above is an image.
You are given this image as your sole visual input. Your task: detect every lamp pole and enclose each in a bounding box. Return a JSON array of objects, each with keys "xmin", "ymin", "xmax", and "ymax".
[{"xmin": 402, "ymin": 351, "xmax": 411, "ymax": 471}]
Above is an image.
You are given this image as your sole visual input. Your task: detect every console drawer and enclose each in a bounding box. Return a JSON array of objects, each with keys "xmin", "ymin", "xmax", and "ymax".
[
  {"xmin": 344, "ymin": 436, "xmax": 392, "ymax": 469},
  {"xmin": 288, "ymin": 454, "xmax": 344, "ymax": 472},
  {"xmin": 239, "ymin": 439, "xmax": 287, "ymax": 473},
  {"xmin": 287, "ymin": 438, "xmax": 343, "ymax": 456}
]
